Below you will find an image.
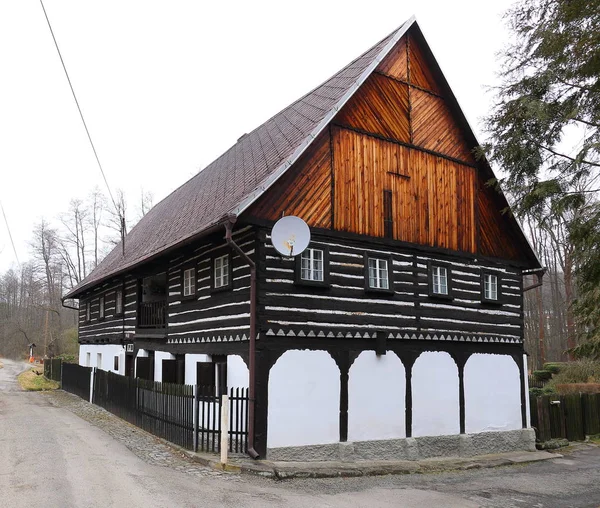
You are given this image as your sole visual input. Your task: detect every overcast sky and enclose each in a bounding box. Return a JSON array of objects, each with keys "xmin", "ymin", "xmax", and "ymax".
[{"xmin": 0, "ymin": 0, "xmax": 514, "ymax": 272}]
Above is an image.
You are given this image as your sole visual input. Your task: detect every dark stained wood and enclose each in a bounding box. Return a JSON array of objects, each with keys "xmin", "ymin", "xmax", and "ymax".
[
  {"xmin": 248, "ymin": 132, "xmax": 332, "ymax": 228},
  {"xmin": 377, "ymin": 35, "xmax": 408, "ymax": 81},
  {"xmin": 407, "ymin": 33, "xmax": 441, "ymax": 95}
]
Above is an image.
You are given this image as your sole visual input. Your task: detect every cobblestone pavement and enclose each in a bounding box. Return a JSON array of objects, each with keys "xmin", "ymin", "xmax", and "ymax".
[{"xmin": 42, "ymin": 389, "xmax": 238, "ymax": 481}]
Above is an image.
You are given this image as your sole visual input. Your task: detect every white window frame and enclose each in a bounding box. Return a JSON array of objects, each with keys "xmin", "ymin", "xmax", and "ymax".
[
  {"xmin": 300, "ymin": 248, "xmax": 324, "ymax": 282},
  {"xmin": 99, "ymin": 296, "xmax": 105, "ymax": 319},
  {"xmin": 368, "ymin": 258, "xmax": 390, "ymax": 290},
  {"xmin": 432, "ymin": 265, "xmax": 449, "ymax": 295},
  {"xmin": 214, "ymin": 254, "xmax": 230, "ymax": 289},
  {"xmin": 484, "ymin": 273, "xmax": 499, "ymax": 301},
  {"xmin": 115, "ymin": 289, "xmax": 123, "ymax": 315},
  {"xmin": 183, "ymin": 268, "xmax": 196, "ymax": 296}
]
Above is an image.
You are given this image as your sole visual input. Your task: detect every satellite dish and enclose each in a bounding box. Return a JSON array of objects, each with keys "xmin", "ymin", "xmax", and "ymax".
[{"xmin": 271, "ymin": 216, "xmax": 311, "ymax": 257}]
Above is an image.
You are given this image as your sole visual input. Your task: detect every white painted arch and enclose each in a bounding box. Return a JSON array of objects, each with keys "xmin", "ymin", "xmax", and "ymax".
[
  {"xmin": 348, "ymin": 351, "xmax": 405, "ymax": 442},
  {"xmin": 268, "ymin": 349, "xmax": 340, "ymax": 448},
  {"xmin": 411, "ymin": 351, "xmax": 460, "ymax": 437},
  {"xmin": 464, "ymin": 353, "xmax": 522, "ymax": 433}
]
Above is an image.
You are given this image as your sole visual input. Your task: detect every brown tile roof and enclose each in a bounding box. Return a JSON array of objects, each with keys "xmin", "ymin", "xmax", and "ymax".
[{"xmin": 64, "ymin": 19, "xmax": 415, "ymax": 299}]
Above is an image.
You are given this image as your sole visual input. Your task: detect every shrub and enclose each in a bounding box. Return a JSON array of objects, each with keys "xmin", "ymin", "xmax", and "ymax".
[
  {"xmin": 543, "ymin": 362, "xmax": 564, "ymax": 374},
  {"xmin": 544, "ymin": 360, "xmax": 600, "ymax": 392},
  {"xmin": 533, "ymin": 370, "xmax": 553, "ymax": 382},
  {"xmin": 529, "ymin": 387, "xmax": 544, "ymax": 398}
]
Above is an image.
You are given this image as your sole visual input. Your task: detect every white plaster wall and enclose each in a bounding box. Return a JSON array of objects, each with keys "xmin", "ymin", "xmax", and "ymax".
[
  {"xmin": 524, "ymin": 354, "xmax": 531, "ymax": 428},
  {"xmin": 268, "ymin": 350, "xmax": 340, "ymax": 448},
  {"xmin": 78, "ymin": 344, "xmax": 124, "ymax": 374},
  {"xmin": 154, "ymin": 351, "xmax": 176, "ymax": 382},
  {"xmin": 227, "ymin": 355, "xmax": 249, "ymax": 388},
  {"xmin": 465, "ymin": 353, "xmax": 522, "ymax": 433},
  {"xmin": 348, "ymin": 351, "xmax": 405, "ymax": 441},
  {"xmin": 184, "ymin": 354, "xmax": 211, "ymax": 385},
  {"xmin": 412, "ymin": 351, "xmax": 460, "ymax": 437}
]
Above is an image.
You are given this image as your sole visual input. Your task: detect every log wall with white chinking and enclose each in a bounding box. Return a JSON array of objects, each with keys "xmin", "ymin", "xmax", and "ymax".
[
  {"xmin": 164, "ymin": 226, "xmax": 254, "ymax": 345},
  {"xmin": 256, "ymin": 227, "xmax": 523, "ymax": 344},
  {"xmin": 78, "ymin": 275, "xmax": 136, "ymax": 344}
]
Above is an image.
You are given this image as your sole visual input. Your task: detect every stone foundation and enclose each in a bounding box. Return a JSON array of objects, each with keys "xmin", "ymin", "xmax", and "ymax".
[{"xmin": 266, "ymin": 428, "xmax": 536, "ymax": 462}]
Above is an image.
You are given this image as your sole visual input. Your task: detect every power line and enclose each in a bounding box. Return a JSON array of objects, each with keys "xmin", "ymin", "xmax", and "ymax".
[
  {"xmin": 38, "ymin": 0, "xmax": 120, "ymax": 218},
  {"xmin": 0, "ymin": 199, "xmax": 21, "ymax": 268}
]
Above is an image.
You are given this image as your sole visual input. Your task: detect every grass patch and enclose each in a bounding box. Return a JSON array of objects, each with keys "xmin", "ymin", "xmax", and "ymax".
[
  {"xmin": 18, "ymin": 368, "xmax": 59, "ymax": 391},
  {"xmin": 589, "ymin": 434, "xmax": 600, "ymax": 445}
]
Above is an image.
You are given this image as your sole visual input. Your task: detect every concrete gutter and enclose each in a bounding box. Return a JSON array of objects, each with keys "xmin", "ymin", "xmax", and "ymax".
[{"xmin": 179, "ymin": 449, "xmax": 561, "ymax": 480}]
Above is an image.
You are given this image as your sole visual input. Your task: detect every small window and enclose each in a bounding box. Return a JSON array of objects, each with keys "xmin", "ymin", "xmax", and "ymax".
[
  {"xmin": 98, "ymin": 296, "xmax": 105, "ymax": 320},
  {"xmin": 86, "ymin": 301, "xmax": 91, "ymax": 322},
  {"xmin": 368, "ymin": 258, "xmax": 390, "ymax": 290},
  {"xmin": 301, "ymin": 248, "xmax": 324, "ymax": 282},
  {"xmin": 483, "ymin": 272, "xmax": 499, "ymax": 302},
  {"xmin": 86, "ymin": 352, "xmax": 91, "ymax": 367},
  {"xmin": 114, "ymin": 356, "xmax": 119, "ymax": 372},
  {"xmin": 383, "ymin": 189, "xmax": 393, "ymax": 239},
  {"xmin": 96, "ymin": 353, "xmax": 102, "ymax": 370},
  {"xmin": 431, "ymin": 265, "xmax": 449, "ymax": 295},
  {"xmin": 214, "ymin": 254, "xmax": 230, "ymax": 289},
  {"xmin": 183, "ymin": 267, "xmax": 196, "ymax": 297},
  {"xmin": 115, "ymin": 290, "xmax": 123, "ymax": 315}
]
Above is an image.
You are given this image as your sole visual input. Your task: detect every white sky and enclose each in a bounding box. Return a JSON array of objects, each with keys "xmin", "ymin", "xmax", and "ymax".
[{"xmin": 0, "ymin": 0, "xmax": 514, "ymax": 272}]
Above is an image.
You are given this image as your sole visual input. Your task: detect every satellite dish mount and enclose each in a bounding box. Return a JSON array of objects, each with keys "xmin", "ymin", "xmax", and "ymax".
[{"xmin": 271, "ymin": 216, "xmax": 311, "ymax": 257}]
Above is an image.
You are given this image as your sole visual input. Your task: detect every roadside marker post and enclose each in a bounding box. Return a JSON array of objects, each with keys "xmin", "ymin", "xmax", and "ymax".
[{"xmin": 220, "ymin": 394, "xmax": 229, "ymax": 466}]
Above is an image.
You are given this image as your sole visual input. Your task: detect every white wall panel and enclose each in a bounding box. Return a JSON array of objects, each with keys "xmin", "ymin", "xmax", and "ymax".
[
  {"xmin": 79, "ymin": 344, "xmax": 124, "ymax": 374},
  {"xmin": 154, "ymin": 351, "xmax": 176, "ymax": 382},
  {"xmin": 348, "ymin": 351, "xmax": 405, "ymax": 441},
  {"xmin": 412, "ymin": 351, "xmax": 460, "ymax": 437},
  {"xmin": 227, "ymin": 355, "xmax": 249, "ymax": 388},
  {"xmin": 184, "ymin": 354, "xmax": 211, "ymax": 385},
  {"xmin": 268, "ymin": 350, "xmax": 340, "ymax": 448},
  {"xmin": 465, "ymin": 353, "xmax": 522, "ymax": 433}
]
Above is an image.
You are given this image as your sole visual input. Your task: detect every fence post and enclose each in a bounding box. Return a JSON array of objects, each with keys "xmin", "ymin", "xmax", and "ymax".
[
  {"xmin": 220, "ymin": 394, "xmax": 229, "ymax": 466},
  {"xmin": 90, "ymin": 367, "xmax": 95, "ymax": 403},
  {"xmin": 193, "ymin": 385, "xmax": 198, "ymax": 453}
]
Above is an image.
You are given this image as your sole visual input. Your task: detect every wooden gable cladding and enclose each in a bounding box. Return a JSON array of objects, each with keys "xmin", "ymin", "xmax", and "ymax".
[
  {"xmin": 411, "ymin": 88, "xmax": 476, "ymax": 165},
  {"xmin": 332, "ymin": 127, "xmax": 476, "ymax": 253},
  {"xmin": 377, "ymin": 35, "xmax": 408, "ymax": 81},
  {"xmin": 477, "ymin": 175, "xmax": 524, "ymax": 261},
  {"xmin": 247, "ymin": 132, "xmax": 332, "ymax": 228},
  {"xmin": 335, "ymin": 73, "xmax": 410, "ymax": 143}
]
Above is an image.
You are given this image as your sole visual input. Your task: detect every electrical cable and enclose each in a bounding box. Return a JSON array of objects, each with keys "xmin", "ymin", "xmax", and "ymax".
[
  {"xmin": 38, "ymin": 0, "xmax": 121, "ymax": 219},
  {"xmin": 0, "ymin": 199, "xmax": 21, "ymax": 267}
]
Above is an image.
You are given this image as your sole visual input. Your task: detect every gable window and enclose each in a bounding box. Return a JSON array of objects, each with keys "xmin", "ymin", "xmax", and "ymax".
[
  {"xmin": 301, "ymin": 248, "xmax": 324, "ymax": 282},
  {"xmin": 85, "ymin": 301, "xmax": 91, "ymax": 322},
  {"xmin": 115, "ymin": 289, "xmax": 123, "ymax": 316},
  {"xmin": 368, "ymin": 257, "xmax": 390, "ymax": 290},
  {"xmin": 482, "ymin": 272, "xmax": 500, "ymax": 302},
  {"xmin": 432, "ymin": 266, "xmax": 448, "ymax": 295},
  {"xmin": 183, "ymin": 267, "xmax": 196, "ymax": 297},
  {"xmin": 98, "ymin": 296, "xmax": 105, "ymax": 320},
  {"xmin": 214, "ymin": 254, "xmax": 230, "ymax": 289}
]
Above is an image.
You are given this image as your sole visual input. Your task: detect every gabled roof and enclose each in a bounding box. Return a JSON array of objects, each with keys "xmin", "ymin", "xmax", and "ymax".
[
  {"xmin": 65, "ymin": 16, "xmax": 540, "ymax": 300},
  {"xmin": 64, "ymin": 18, "xmax": 416, "ymax": 299}
]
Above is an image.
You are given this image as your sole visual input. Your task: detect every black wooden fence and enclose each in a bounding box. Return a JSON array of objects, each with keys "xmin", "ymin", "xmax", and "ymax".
[
  {"xmin": 61, "ymin": 362, "xmax": 92, "ymax": 400},
  {"xmin": 57, "ymin": 364, "xmax": 248, "ymax": 453},
  {"xmin": 530, "ymin": 394, "xmax": 600, "ymax": 442},
  {"xmin": 43, "ymin": 358, "xmax": 62, "ymax": 382}
]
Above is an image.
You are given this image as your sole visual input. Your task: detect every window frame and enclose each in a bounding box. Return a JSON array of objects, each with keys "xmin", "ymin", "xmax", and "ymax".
[
  {"xmin": 364, "ymin": 254, "xmax": 394, "ymax": 295},
  {"xmin": 481, "ymin": 271, "xmax": 502, "ymax": 304},
  {"xmin": 182, "ymin": 266, "xmax": 197, "ymax": 299},
  {"xmin": 85, "ymin": 301, "xmax": 91, "ymax": 323},
  {"xmin": 295, "ymin": 246, "xmax": 330, "ymax": 287},
  {"xmin": 98, "ymin": 295, "xmax": 105, "ymax": 321},
  {"xmin": 115, "ymin": 289, "xmax": 124, "ymax": 317},
  {"xmin": 211, "ymin": 252, "xmax": 232, "ymax": 292},
  {"xmin": 428, "ymin": 261, "xmax": 453, "ymax": 299}
]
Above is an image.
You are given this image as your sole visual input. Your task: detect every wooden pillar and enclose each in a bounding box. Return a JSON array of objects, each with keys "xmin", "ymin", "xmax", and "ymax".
[
  {"xmin": 516, "ymin": 353, "xmax": 528, "ymax": 429},
  {"xmin": 403, "ymin": 352, "xmax": 418, "ymax": 438},
  {"xmin": 253, "ymin": 348, "xmax": 275, "ymax": 458},
  {"xmin": 337, "ymin": 352, "xmax": 350, "ymax": 442},
  {"xmin": 452, "ymin": 352, "xmax": 469, "ymax": 434}
]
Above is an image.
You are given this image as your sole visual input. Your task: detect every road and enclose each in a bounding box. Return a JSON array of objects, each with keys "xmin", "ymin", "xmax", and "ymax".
[{"xmin": 1, "ymin": 357, "xmax": 599, "ymax": 508}]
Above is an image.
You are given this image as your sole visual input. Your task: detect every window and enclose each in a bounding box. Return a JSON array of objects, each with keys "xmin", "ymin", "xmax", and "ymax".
[
  {"xmin": 98, "ymin": 296, "xmax": 105, "ymax": 320},
  {"xmin": 86, "ymin": 301, "xmax": 91, "ymax": 322},
  {"xmin": 301, "ymin": 248, "xmax": 324, "ymax": 282},
  {"xmin": 183, "ymin": 267, "xmax": 196, "ymax": 297},
  {"xmin": 96, "ymin": 353, "xmax": 102, "ymax": 370},
  {"xmin": 431, "ymin": 265, "xmax": 449, "ymax": 296},
  {"xmin": 383, "ymin": 189, "xmax": 393, "ymax": 239},
  {"xmin": 214, "ymin": 254, "xmax": 230, "ymax": 289},
  {"xmin": 86, "ymin": 352, "xmax": 91, "ymax": 367},
  {"xmin": 368, "ymin": 258, "xmax": 390, "ymax": 290},
  {"xmin": 114, "ymin": 356, "xmax": 119, "ymax": 372},
  {"xmin": 115, "ymin": 289, "xmax": 123, "ymax": 315},
  {"xmin": 483, "ymin": 272, "xmax": 499, "ymax": 302}
]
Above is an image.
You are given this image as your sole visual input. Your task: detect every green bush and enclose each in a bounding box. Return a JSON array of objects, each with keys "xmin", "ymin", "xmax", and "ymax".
[
  {"xmin": 543, "ymin": 362, "xmax": 564, "ymax": 374},
  {"xmin": 533, "ymin": 370, "xmax": 553, "ymax": 382},
  {"xmin": 529, "ymin": 387, "xmax": 544, "ymax": 398},
  {"xmin": 544, "ymin": 360, "xmax": 600, "ymax": 391},
  {"xmin": 55, "ymin": 353, "xmax": 77, "ymax": 363}
]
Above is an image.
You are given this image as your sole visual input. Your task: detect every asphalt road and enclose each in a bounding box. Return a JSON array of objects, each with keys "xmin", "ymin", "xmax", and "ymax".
[{"xmin": 1, "ymin": 357, "xmax": 599, "ymax": 508}]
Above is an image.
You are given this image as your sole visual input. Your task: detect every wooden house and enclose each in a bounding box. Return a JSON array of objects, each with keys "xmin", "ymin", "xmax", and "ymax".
[{"xmin": 64, "ymin": 18, "xmax": 542, "ymax": 460}]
